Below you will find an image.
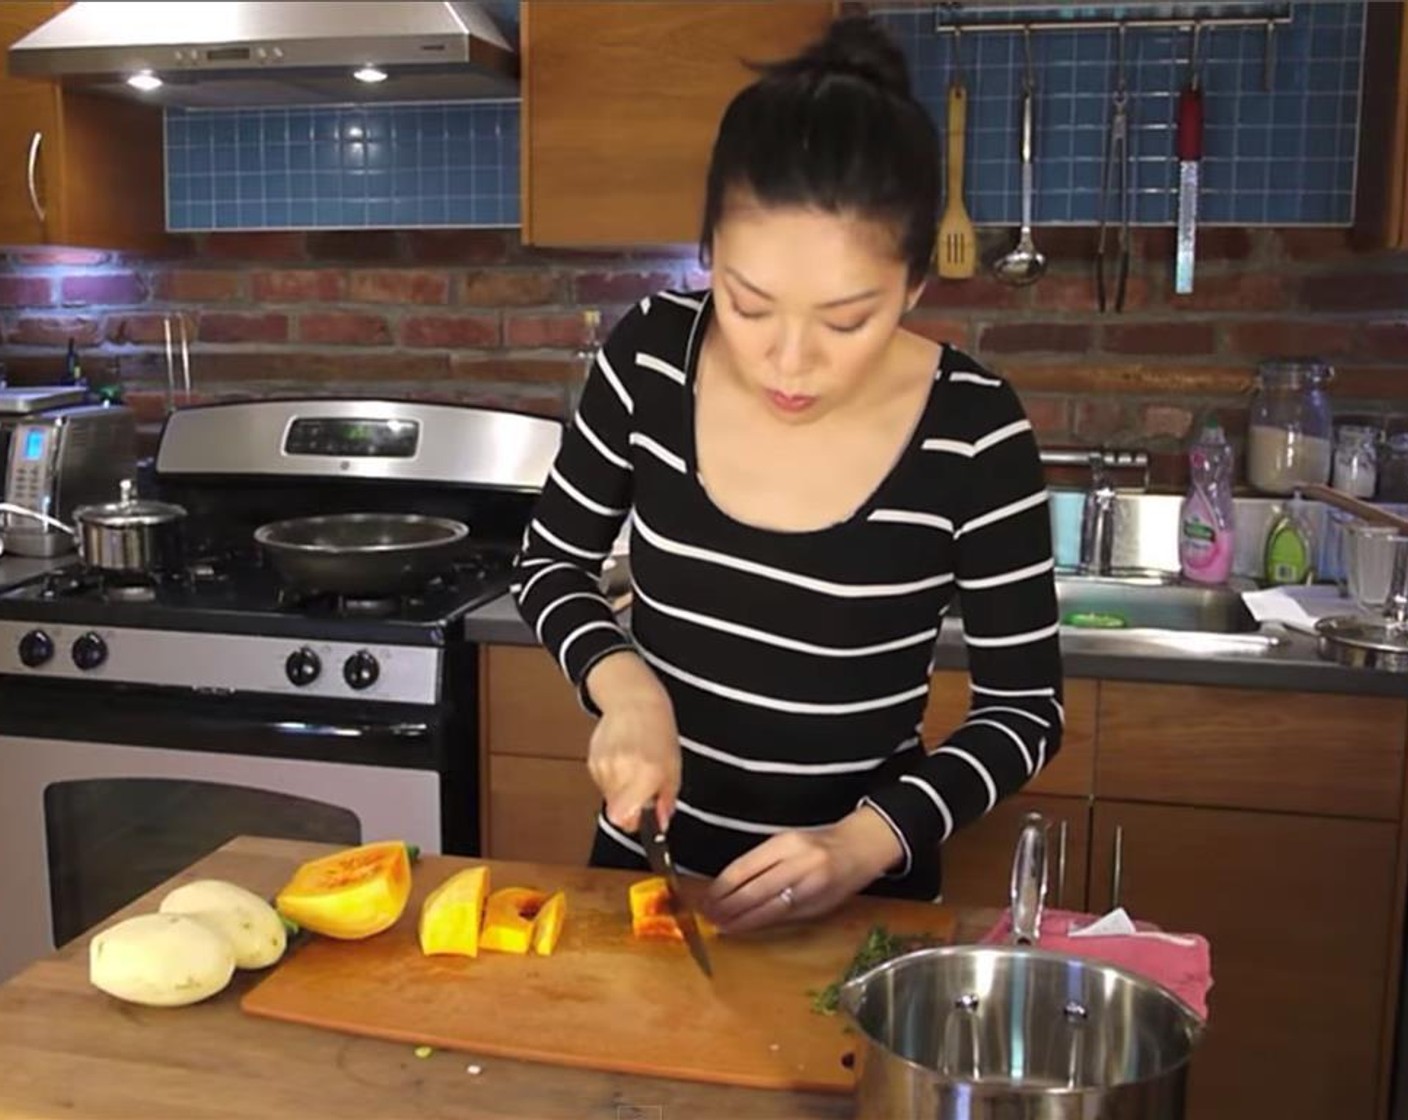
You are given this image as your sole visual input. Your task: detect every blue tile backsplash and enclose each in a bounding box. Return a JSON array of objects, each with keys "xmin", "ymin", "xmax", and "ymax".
[
  {"xmin": 875, "ymin": 0, "xmax": 1363, "ymax": 226},
  {"xmin": 165, "ymin": 101, "xmax": 520, "ymax": 232},
  {"xmin": 164, "ymin": 1, "xmax": 1363, "ymax": 232}
]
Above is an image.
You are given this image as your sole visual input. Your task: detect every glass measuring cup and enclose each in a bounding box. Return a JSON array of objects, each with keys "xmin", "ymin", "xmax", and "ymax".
[{"xmin": 1343, "ymin": 522, "xmax": 1408, "ymax": 625}]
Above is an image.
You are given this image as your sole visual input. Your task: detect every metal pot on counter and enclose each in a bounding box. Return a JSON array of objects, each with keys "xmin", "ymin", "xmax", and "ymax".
[
  {"xmin": 0, "ymin": 479, "xmax": 187, "ymax": 574},
  {"xmin": 838, "ymin": 814, "xmax": 1205, "ymax": 1119}
]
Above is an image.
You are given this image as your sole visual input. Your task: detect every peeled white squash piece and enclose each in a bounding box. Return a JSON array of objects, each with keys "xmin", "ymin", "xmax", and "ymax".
[
  {"xmin": 89, "ymin": 913, "xmax": 235, "ymax": 1007},
  {"xmin": 159, "ymin": 879, "xmax": 287, "ymax": 969}
]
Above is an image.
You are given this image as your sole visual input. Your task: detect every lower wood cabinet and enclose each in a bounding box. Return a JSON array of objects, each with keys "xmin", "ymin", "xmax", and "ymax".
[
  {"xmin": 1089, "ymin": 800, "xmax": 1399, "ymax": 1120},
  {"xmin": 922, "ymin": 673, "xmax": 1097, "ymax": 798},
  {"xmin": 480, "ymin": 643, "xmax": 1408, "ymax": 1119},
  {"xmin": 487, "ymin": 754, "xmax": 599, "ymax": 866},
  {"xmin": 480, "ymin": 644, "xmax": 598, "ymax": 863}
]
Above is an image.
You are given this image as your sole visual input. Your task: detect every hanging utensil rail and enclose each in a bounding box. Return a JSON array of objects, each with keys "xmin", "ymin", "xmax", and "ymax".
[{"xmin": 930, "ymin": 4, "xmax": 1292, "ymax": 35}]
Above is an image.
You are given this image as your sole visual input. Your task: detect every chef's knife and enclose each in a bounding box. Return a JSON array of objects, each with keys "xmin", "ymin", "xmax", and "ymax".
[
  {"xmin": 639, "ymin": 802, "xmax": 713, "ymax": 978},
  {"xmin": 1174, "ymin": 74, "xmax": 1204, "ymax": 295}
]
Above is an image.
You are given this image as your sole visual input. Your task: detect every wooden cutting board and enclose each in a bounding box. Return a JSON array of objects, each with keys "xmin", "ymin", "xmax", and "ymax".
[{"xmin": 241, "ymin": 854, "xmax": 958, "ymax": 1094}]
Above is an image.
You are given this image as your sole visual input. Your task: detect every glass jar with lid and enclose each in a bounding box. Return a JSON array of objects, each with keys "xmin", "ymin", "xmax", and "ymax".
[
  {"xmin": 1381, "ymin": 432, "xmax": 1408, "ymax": 502},
  {"xmin": 1246, "ymin": 360, "xmax": 1334, "ymax": 494},
  {"xmin": 1332, "ymin": 424, "xmax": 1379, "ymax": 498}
]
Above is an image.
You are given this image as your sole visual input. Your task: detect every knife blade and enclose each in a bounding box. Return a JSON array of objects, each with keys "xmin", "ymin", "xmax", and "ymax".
[
  {"xmin": 1174, "ymin": 74, "xmax": 1204, "ymax": 295},
  {"xmin": 639, "ymin": 802, "xmax": 713, "ymax": 978}
]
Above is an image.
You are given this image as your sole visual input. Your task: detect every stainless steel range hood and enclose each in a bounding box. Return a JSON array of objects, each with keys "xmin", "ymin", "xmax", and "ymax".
[{"xmin": 7, "ymin": 2, "xmax": 518, "ymax": 107}]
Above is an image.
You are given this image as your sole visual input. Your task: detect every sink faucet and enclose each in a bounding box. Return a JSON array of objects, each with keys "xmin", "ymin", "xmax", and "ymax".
[{"xmin": 1079, "ymin": 451, "xmax": 1118, "ymax": 576}]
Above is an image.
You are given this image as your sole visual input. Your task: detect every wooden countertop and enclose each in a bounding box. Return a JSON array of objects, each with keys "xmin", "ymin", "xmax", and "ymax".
[{"xmin": 0, "ymin": 836, "xmax": 995, "ymax": 1120}]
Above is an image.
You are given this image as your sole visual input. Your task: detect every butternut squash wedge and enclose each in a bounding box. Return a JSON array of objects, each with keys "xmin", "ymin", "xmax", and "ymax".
[
  {"xmin": 628, "ymin": 876, "xmax": 718, "ymax": 941},
  {"xmin": 418, "ymin": 866, "xmax": 490, "ymax": 957},
  {"xmin": 480, "ymin": 887, "xmax": 548, "ymax": 954},
  {"xmin": 274, "ymin": 840, "xmax": 412, "ymax": 940},
  {"xmin": 530, "ymin": 891, "xmax": 567, "ymax": 956}
]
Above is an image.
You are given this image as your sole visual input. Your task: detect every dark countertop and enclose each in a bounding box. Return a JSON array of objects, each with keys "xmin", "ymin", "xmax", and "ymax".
[{"xmin": 463, "ymin": 595, "xmax": 1408, "ymax": 699}]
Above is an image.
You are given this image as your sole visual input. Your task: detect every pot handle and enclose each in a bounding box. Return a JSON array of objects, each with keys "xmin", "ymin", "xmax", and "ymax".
[
  {"xmin": 938, "ymin": 993, "xmax": 983, "ymax": 1079},
  {"xmin": 0, "ymin": 502, "xmax": 76, "ymax": 536},
  {"xmin": 1010, "ymin": 811, "xmax": 1048, "ymax": 945}
]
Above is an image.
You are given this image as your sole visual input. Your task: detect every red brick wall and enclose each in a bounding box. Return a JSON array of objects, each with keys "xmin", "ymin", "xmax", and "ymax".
[{"xmin": 2, "ymin": 226, "xmax": 1407, "ymax": 458}]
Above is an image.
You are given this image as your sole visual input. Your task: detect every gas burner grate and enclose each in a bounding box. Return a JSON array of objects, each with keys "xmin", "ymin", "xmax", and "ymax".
[{"xmin": 34, "ymin": 562, "xmax": 209, "ymax": 602}]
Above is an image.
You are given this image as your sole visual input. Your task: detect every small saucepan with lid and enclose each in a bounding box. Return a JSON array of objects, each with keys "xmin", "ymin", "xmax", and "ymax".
[{"xmin": 0, "ymin": 479, "xmax": 187, "ymax": 574}]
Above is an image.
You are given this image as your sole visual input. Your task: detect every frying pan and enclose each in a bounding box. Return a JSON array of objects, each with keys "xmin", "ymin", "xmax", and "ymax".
[{"xmin": 254, "ymin": 513, "xmax": 470, "ymax": 596}]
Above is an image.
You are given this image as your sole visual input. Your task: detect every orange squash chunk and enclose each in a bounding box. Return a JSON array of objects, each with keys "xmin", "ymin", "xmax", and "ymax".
[
  {"xmin": 628, "ymin": 876, "xmax": 718, "ymax": 941},
  {"xmin": 418, "ymin": 866, "xmax": 490, "ymax": 957},
  {"xmin": 480, "ymin": 887, "xmax": 549, "ymax": 954},
  {"xmin": 530, "ymin": 891, "xmax": 567, "ymax": 956},
  {"xmin": 274, "ymin": 840, "xmax": 412, "ymax": 940}
]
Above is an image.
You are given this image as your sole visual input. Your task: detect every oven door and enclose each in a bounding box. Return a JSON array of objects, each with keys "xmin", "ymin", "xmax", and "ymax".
[{"xmin": 0, "ymin": 677, "xmax": 471, "ymax": 983}]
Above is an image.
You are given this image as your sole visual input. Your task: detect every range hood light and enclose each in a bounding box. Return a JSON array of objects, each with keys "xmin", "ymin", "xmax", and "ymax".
[
  {"xmin": 8, "ymin": 2, "xmax": 520, "ymax": 106},
  {"xmin": 125, "ymin": 69, "xmax": 162, "ymax": 92}
]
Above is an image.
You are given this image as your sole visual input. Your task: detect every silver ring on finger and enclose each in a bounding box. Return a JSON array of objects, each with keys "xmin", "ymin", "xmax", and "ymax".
[{"xmin": 778, "ymin": 885, "xmax": 796, "ymax": 908}]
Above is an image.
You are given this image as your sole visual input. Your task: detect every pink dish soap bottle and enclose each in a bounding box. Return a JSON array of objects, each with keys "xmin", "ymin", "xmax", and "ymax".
[{"xmin": 1179, "ymin": 419, "xmax": 1236, "ymax": 585}]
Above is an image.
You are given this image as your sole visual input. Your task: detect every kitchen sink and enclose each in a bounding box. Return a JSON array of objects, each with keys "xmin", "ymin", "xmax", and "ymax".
[
  {"xmin": 948, "ymin": 574, "xmax": 1262, "ymax": 639},
  {"xmin": 1053, "ymin": 576, "xmax": 1260, "ymax": 634}
]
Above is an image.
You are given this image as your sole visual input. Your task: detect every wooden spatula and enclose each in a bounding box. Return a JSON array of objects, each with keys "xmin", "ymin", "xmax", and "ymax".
[
  {"xmin": 1305, "ymin": 483, "xmax": 1408, "ymax": 534},
  {"xmin": 938, "ymin": 79, "xmax": 977, "ymax": 279}
]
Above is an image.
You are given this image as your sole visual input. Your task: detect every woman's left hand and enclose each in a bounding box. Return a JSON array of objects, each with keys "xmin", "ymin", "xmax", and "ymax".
[{"xmin": 701, "ymin": 807, "xmax": 905, "ymax": 934}]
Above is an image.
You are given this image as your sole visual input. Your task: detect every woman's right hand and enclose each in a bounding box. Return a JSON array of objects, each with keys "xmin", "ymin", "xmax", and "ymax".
[{"xmin": 584, "ymin": 651, "xmax": 681, "ymax": 833}]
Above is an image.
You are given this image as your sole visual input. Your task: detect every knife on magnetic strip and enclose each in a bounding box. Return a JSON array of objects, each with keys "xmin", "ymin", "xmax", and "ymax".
[
  {"xmin": 639, "ymin": 801, "xmax": 713, "ymax": 978},
  {"xmin": 1174, "ymin": 53, "xmax": 1204, "ymax": 294}
]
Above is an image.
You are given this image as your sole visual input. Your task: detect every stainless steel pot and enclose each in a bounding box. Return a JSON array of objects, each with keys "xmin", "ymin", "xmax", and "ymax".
[
  {"xmin": 839, "ymin": 814, "xmax": 1205, "ymax": 1119},
  {"xmin": 0, "ymin": 480, "xmax": 186, "ymax": 574},
  {"xmin": 1315, "ymin": 615, "xmax": 1408, "ymax": 673},
  {"xmin": 71, "ymin": 479, "xmax": 187, "ymax": 574}
]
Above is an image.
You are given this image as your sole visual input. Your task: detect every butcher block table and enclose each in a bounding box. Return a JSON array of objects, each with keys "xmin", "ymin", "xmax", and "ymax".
[{"xmin": 0, "ymin": 836, "xmax": 996, "ymax": 1120}]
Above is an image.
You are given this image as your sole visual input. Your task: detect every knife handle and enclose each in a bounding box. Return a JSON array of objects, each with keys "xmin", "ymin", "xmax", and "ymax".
[{"xmin": 1176, "ymin": 86, "xmax": 1204, "ymax": 162}]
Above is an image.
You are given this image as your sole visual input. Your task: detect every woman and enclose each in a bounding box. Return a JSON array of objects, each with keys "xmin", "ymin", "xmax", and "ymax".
[{"xmin": 511, "ymin": 16, "xmax": 1062, "ymax": 934}]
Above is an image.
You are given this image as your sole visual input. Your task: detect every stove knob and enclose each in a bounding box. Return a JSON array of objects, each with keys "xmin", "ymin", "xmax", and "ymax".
[
  {"xmin": 18, "ymin": 630, "xmax": 53, "ymax": 668},
  {"xmin": 343, "ymin": 650, "xmax": 380, "ymax": 691},
  {"xmin": 71, "ymin": 632, "xmax": 108, "ymax": 671},
  {"xmin": 285, "ymin": 647, "xmax": 322, "ymax": 687}
]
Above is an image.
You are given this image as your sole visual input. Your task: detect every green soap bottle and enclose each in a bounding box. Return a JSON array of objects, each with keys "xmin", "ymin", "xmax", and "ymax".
[{"xmin": 1263, "ymin": 503, "xmax": 1315, "ymax": 585}]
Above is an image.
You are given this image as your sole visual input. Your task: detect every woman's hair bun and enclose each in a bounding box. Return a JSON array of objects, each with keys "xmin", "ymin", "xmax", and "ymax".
[{"xmin": 778, "ymin": 15, "xmax": 912, "ymax": 99}]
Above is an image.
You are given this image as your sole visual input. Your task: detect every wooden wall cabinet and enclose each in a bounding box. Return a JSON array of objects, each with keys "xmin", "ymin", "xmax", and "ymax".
[
  {"xmin": 0, "ymin": 1, "xmax": 168, "ymax": 251},
  {"xmin": 520, "ymin": 1, "xmax": 835, "ymax": 247}
]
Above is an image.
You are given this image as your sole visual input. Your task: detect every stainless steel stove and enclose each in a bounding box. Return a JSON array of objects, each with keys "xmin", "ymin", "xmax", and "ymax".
[
  {"xmin": 0, "ymin": 546, "xmax": 515, "ymax": 702},
  {"xmin": 0, "ymin": 398, "xmax": 561, "ymax": 981}
]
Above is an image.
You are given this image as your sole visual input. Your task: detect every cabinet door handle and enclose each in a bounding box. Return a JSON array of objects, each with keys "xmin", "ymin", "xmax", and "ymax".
[
  {"xmin": 26, "ymin": 131, "xmax": 46, "ymax": 224},
  {"xmin": 1111, "ymin": 824, "xmax": 1125, "ymax": 908},
  {"xmin": 1055, "ymin": 819, "xmax": 1068, "ymax": 908}
]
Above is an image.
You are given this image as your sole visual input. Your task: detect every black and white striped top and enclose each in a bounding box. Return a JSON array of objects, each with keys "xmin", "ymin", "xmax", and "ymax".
[{"xmin": 511, "ymin": 290, "xmax": 1064, "ymax": 900}]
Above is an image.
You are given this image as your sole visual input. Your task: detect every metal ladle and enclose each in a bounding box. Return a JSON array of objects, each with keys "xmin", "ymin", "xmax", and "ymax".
[{"xmin": 994, "ymin": 28, "xmax": 1047, "ymax": 286}]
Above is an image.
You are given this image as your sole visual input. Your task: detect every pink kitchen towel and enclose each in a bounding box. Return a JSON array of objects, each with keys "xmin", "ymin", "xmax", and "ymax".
[{"xmin": 978, "ymin": 908, "xmax": 1214, "ymax": 1020}]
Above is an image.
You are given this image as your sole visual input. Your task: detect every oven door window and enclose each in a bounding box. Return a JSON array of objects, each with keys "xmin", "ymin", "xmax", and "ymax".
[{"xmin": 44, "ymin": 778, "xmax": 361, "ymax": 947}]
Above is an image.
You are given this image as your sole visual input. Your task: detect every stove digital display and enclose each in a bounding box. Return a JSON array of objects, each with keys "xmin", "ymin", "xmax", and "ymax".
[
  {"xmin": 284, "ymin": 418, "xmax": 420, "ymax": 459},
  {"xmin": 22, "ymin": 429, "xmax": 45, "ymax": 461}
]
